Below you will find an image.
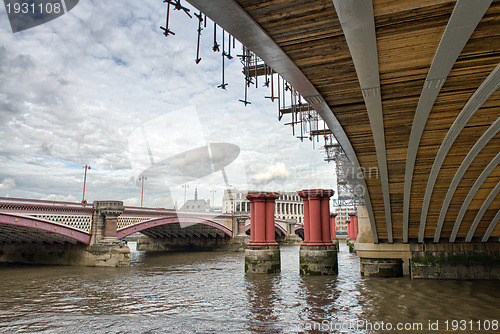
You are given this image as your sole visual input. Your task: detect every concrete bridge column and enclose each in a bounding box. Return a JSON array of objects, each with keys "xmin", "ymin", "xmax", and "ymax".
[
  {"xmin": 245, "ymin": 192, "xmax": 280, "ymax": 274},
  {"xmin": 283, "ymin": 220, "xmax": 302, "ymax": 245},
  {"xmin": 298, "ymin": 189, "xmax": 338, "ymax": 275},
  {"xmin": 231, "ymin": 212, "xmax": 250, "ymax": 251}
]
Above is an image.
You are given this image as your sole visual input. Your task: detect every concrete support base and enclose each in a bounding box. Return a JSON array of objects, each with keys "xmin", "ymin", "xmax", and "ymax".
[
  {"xmin": 230, "ymin": 235, "xmax": 251, "ymax": 251},
  {"xmin": 245, "ymin": 244, "xmax": 280, "ymax": 274},
  {"xmin": 356, "ymin": 243, "xmax": 412, "ymax": 276},
  {"xmin": 86, "ymin": 242, "xmax": 130, "ymax": 267},
  {"xmin": 281, "ymin": 234, "xmax": 303, "ymax": 246},
  {"xmin": 0, "ymin": 242, "xmax": 130, "ymax": 267},
  {"xmin": 360, "ymin": 257, "xmax": 403, "ymax": 277},
  {"xmin": 411, "ymin": 242, "xmax": 500, "ymax": 280},
  {"xmin": 299, "ymin": 245, "xmax": 338, "ymax": 275}
]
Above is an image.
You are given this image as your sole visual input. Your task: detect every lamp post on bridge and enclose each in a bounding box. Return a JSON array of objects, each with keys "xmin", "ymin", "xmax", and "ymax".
[
  {"xmin": 81, "ymin": 164, "xmax": 91, "ymax": 203},
  {"xmin": 139, "ymin": 176, "xmax": 147, "ymax": 207},
  {"xmin": 182, "ymin": 184, "xmax": 189, "ymax": 205},
  {"xmin": 210, "ymin": 190, "xmax": 216, "ymax": 209}
]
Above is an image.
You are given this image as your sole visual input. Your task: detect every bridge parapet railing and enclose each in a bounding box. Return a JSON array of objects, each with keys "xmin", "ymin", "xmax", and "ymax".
[
  {"xmin": 0, "ymin": 197, "xmax": 94, "ymax": 232},
  {"xmin": 29, "ymin": 214, "xmax": 93, "ymax": 232}
]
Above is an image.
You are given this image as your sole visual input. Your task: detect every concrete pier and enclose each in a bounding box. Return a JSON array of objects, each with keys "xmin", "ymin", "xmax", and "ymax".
[
  {"xmin": 87, "ymin": 201, "xmax": 130, "ymax": 266},
  {"xmin": 410, "ymin": 242, "xmax": 500, "ymax": 279},
  {"xmin": 244, "ymin": 192, "xmax": 281, "ymax": 274},
  {"xmin": 360, "ymin": 257, "xmax": 403, "ymax": 277},
  {"xmin": 298, "ymin": 189, "xmax": 338, "ymax": 275}
]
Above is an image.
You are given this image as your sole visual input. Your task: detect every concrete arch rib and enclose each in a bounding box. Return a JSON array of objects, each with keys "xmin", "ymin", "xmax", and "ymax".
[
  {"xmin": 402, "ymin": 0, "xmax": 492, "ymax": 243},
  {"xmin": 483, "ymin": 210, "xmax": 500, "ymax": 242},
  {"xmin": 332, "ymin": 0, "xmax": 392, "ymax": 243},
  {"xmin": 423, "ymin": 64, "xmax": 500, "ymax": 242},
  {"xmin": 186, "ymin": 0, "xmax": 378, "ymax": 242},
  {"xmin": 447, "ymin": 118, "xmax": 500, "ymax": 242},
  {"xmin": 465, "ymin": 182, "xmax": 500, "ymax": 242},
  {"xmin": 436, "ymin": 153, "xmax": 500, "ymax": 242}
]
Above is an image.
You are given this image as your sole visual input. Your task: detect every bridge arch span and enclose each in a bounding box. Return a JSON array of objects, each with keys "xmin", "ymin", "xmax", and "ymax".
[
  {"xmin": 117, "ymin": 216, "xmax": 233, "ymax": 239},
  {"xmin": 294, "ymin": 223, "xmax": 304, "ymax": 240},
  {"xmin": 0, "ymin": 213, "xmax": 92, "ymax": 244},
  {"xmin": 244, "ymin": 222, "xmax": 287, "ymax": 238}
]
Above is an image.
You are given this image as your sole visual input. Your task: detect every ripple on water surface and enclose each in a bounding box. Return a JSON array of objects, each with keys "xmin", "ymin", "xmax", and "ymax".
[{"xmin": 0, "ymin": 243, "xmax": 499, "ymax": 333}]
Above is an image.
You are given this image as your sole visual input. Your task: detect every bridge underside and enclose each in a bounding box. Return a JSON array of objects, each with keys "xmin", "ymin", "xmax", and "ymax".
[
  {"xmin": 188, "ymin": 0, "xmax": 500, "ymax": 245},
  {"xmin": 0, "ymin": 223, "xmax": 82, "ymax": 245},
  {"xmin": 136, "ymin": 222, "xmax": 230, "ymax": 240},
  {"xmin": 132, "ymin": 222, "xmax": 234, "ymax": 251}
]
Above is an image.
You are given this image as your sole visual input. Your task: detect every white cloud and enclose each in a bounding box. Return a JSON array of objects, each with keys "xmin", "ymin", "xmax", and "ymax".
[
  {"xmin": 253, "ymin": 162, "xmax": 291, "ymax": 185},
  {"xmin": 0, "ymin": 178, "xmax": 15, "ymax": 190},
  {"xmin": 0, "ymin": 0, "xmax": 335, "ymax": 205},
  {"xmin": 42, "ymin": 194, "xmax": 77, "ymax": 202}
]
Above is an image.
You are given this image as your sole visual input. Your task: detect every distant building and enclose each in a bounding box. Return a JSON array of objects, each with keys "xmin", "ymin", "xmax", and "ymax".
[
  {"xmin": 333, "ymin": 205, "xmax": 355, "ymax": 234},
  {"xmin": 222, "ymin": 189, "xmax": 304, "ymax": 224},
  {"xmin": 180, "ymin": 188, "xmax": 210, "ymax": 212}
]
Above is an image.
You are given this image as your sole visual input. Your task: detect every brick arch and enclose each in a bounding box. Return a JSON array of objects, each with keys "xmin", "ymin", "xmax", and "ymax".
[
  {"xmin": 117, "ymin": 216, "xmax": 233, "ymax": 239},
  {"xmin": 0, "ymin": 213, "xmax": 92, "ymax": 244}
]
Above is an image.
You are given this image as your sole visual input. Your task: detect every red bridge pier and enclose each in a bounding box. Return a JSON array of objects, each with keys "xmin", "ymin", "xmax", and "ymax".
[
  {"xmin": 346, "ymin": 212, "xmax": 358, "ymax": 253},
  {"xmin": 298, "ymin": 189, "xmax": 338, "ymax": 275},
  {"xmin": 244, "ymin": 192, "xmax": 281, "ymax": 274}
]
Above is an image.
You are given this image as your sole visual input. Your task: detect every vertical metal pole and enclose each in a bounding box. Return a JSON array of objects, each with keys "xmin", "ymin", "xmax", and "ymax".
[
  {"xmin": 82, "ymin": 165, "xmax": 90, "ymax": 203},
  {"xmin": 140, "ymin": 176, "xmax": 147, "ymax": 207},
  {"xmin": 183, "ymin": 184, "xmax": 189, "ymax": 204}
]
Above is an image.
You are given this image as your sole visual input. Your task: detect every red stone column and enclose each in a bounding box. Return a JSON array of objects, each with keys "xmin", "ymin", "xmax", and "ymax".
[
  {"xmin": 330, "ymin": 213, "xmax": 337, "ymax": 240},
  {"xmin": 348, "ymin": 212, "xmax": 356, "ymax": 240},
  {"xmin": 250, "ymin": 201, "xmax": 255, "ymax": 242},
  {"xmin": 298, "ymin": 189, "xmax": 335, "ymax": 246},
  {"xmin": 255, "ymin": 198, "xmax": 267, "ymax": 244},
  {"xmin": 266, "ymin": 198, "xmax": 278, "ymax": 245},
  {"xmin": 353, "ymin": 215, "xmax": 359, "ymax": 240},
  {"xmin": 302, "ymin": 196, "xmax": 310, "ymax": 244},
  {"xmin": 298, "ymin": 189, "xmax": 338, "ymax": 276},
  {"xmin": 247, "ymin": 192, "xmax": 279, "ymax": 246},
  {"xmin": 308, "ymin": 194, "xmax": 323, "ymax": 245},
  {"xmin": 321, "ymin": 190, "xmax": 334, "ymax": 246}
]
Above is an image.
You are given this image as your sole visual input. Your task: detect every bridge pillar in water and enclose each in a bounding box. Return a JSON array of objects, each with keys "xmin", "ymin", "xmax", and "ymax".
[
  {"xmin": 347, "ymin": 212, "xmax": 357, "ymax": 253},
  {"xmin": 282, "ymin": 220, "xmax": 303, "ymax": 245},
  {"xmin": 298, "ymin": 189, "xmax": 338, "ymax": 275},
  {"xmin": 329, "ymin": 213, "xmax": 339, "ymax": 251},
  {"xmin": 354, "ymin": 205, "xmax": 408, "ymax": 277},
  {"xmin": 330, "ymin": 213, "xmax": 337, "ymax": 241},
  {"xmin": 231, "ymin": 212, "xmax": 250, "ymax": 251},
  {"xmin": 87, "ymin": 201, "xmax": 130, "ymax": 267},
  {"xmin": 245, "ymin": 192, "xmax": 280, "ymax": 274}
]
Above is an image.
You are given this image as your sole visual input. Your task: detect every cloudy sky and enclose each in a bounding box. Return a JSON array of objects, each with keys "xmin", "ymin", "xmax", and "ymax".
[{"xmin": 0, "ymin": 0, "xmax": 336, "ymax": 208}]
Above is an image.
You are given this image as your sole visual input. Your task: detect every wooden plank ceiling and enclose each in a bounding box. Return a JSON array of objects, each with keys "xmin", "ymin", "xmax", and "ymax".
[{"xmin": 188, "ymin": 0, "xmax": 500, "ymax": 244}]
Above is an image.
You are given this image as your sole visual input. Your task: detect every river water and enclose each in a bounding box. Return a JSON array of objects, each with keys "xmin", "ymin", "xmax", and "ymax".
[{"xmin": 0, "ymin": 243, "xmax": 499, "ymax": 334}]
